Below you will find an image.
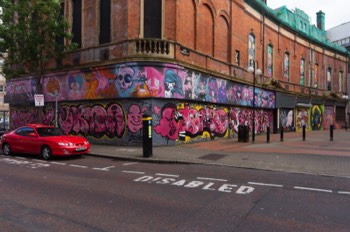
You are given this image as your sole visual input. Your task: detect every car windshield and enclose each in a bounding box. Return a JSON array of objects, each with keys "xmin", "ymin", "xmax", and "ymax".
[{"xmin": 36, "ymin": 127, "xmax": 65, "ymax": 137}]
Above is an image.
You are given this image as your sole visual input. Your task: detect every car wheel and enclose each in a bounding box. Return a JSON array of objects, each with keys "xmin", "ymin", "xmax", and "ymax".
[
  {"xmin": 2, "ymin": 143, "xmax": 12, "ymax": 156},
  {"xmin": 41, "ymin": 146, "xmax": 53, "ymax": 160}
]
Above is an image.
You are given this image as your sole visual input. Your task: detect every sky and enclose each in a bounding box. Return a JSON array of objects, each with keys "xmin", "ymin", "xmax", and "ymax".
[{"xmin": 267, "ymin": 0, "xmax": 350, "ymax": 30}]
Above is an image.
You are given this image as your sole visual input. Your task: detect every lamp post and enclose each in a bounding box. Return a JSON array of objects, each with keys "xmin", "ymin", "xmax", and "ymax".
[{"xmin": 247, "ymin": 60, "xmax": 262, "ymax": 143}]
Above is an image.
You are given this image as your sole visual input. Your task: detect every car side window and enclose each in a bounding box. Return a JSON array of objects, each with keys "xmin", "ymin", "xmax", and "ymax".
[{"xmin": 15, "ymin": 127, "xmax": 35, "ymax": 136}]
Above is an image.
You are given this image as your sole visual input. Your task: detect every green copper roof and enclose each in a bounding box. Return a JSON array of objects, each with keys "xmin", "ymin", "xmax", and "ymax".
[{"xmin": 245, "ymin": 0, "xmax": 350, "ymax": 57}]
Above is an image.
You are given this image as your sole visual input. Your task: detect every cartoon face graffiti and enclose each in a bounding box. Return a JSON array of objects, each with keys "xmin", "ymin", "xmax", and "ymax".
[
  {"xmin": 164, "ymin": 69, "xmax": 183, "ymax": 98},
  {"xmin": 127, "ymin": 105, "xmax": 143, "ymax": 133},
  {"xmin": 116, "ymin": 65, "xmax": 134, "ymax": 92}
]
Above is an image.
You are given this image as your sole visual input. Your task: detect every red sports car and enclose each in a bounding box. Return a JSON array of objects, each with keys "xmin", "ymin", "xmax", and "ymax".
[{"xmin": 1, "ymin": 124, "xmax": 90, "ymax": 160}]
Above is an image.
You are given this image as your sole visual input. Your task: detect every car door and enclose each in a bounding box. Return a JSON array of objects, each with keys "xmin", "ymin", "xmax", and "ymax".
[
  {"xmin": 20, "ymin": 127, "xmax": 41, "ymax": 155},
  {"xmin": 9, "ymin": 128, "xmax": 28, "ymax": 153}
]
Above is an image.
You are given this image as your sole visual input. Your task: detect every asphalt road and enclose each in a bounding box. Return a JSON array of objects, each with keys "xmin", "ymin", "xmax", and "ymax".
[{"xmin": 0, "ymin": 154, "xmax": 349, "ymax": 231}]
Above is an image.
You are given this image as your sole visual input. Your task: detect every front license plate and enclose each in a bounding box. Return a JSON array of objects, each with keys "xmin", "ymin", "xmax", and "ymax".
[{"xmin": 76, "ymin": 146, "xmax": 87, "ymax": 151}]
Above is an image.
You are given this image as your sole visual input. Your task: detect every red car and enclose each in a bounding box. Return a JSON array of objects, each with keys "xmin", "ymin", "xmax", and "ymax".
[{"xmin": 1, "ymin": 124, "xmax": 90, "ymax": 160}]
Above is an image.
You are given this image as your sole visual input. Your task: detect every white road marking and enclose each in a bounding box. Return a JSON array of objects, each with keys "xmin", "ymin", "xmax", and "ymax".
[
  {"xmin": 197, "ymin": 177, "xmax": 227, "ymax": 182},
  {"xmin": 123, "ymin": 162, "xmax": 139, "ymax": 166},
  {"xmin": 69, "ymin": 164, "xmax": 88, "ymax": 169},
  {"xmin": 338, "ymin": 191, "xmax": 350, "ymax": 195},
  {"xmin": 248, "ymin": 182, "xmax": 283, "ymax": 188},
  {"xmin": 35, "ymin": 160, "xmax": 48, "ymax": 163},
  {"xmin": 93, "ymin": 166, "xmax": 115, "ymax": 171},
  {"xmin": 294, "ymin": 186, "xmax": 332, "ymax": 193},
  {"xmin": 156, "ymin": 173, "xmax": 179, "ymax": 177},
  {"xmin": 50, "ymin": 162, "xmax": 67, "ymax": 166},
  {"xmin": 122, "ymin": 170, "xmax": 145, "ymax": 175}
]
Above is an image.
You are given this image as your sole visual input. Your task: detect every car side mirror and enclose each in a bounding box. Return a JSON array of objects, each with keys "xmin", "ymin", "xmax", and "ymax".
[{"xmin": 28, "ymin": 132, "xmax": 38, "ymax": 137}]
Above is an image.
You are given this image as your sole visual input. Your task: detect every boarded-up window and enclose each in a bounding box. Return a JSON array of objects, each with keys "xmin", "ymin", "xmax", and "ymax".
[
  {"xmin": 144, "ymin": 0, "xmax": 162, "ymax": 38},
  {"xmin": 100, "ymin": 0, "xmax": 111, "ymax": 44},
  {"xmin": 72, "ymin": 0, "xmax": 82, "ymax": 48}
]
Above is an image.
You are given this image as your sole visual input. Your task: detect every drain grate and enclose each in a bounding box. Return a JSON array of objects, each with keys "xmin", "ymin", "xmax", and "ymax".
[{"xmin": 199, "ymin": 153, "xmax": 227, "ymax": 161}]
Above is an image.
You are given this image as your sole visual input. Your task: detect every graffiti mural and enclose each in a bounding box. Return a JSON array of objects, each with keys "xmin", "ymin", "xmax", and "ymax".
[
  {"xmin": 153, "ymin": 103, "xmax": 273, "ymax": 143},
  {"xmin": 296, "ymin": 107, "xmax": 310, "ymax": 132},
  {"xmin": 6, "ymin": 63, "xmax": 276, "ymax": 109},
  {"xmin": 323, "ymin": 106, "xmax": 335, "ymax": 130},
  {"xmin": 59, "ymin": 103, "xmax": 126, "ymax": 138},
  {"xmin": 10, "ymin": 106, "xmax": 55, "ymax": 129},
  {"xmin": 280, "ymin": 108, "xmax": 295, "ymax": 132},
  {"xmin": 311, "ymin": 105, "xmax": 324, "ymax": 130},
  {"xmin": 229, "ymin": 107, "xmax": 273, "ymax": 135}
]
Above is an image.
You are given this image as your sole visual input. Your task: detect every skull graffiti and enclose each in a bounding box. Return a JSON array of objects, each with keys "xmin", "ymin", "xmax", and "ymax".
[{"xmin": 117, "ymin": 65, "xmax": 134, "ymax": 92}]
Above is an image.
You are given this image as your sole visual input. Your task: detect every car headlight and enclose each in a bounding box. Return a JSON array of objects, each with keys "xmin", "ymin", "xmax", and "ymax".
[
  {"xmin": 58, "ymin": 142, "xmax": 74, "ymax": 147},
  {"xmin": 84, "ymin": 141, "xmax": 89, "ymax": 145}
]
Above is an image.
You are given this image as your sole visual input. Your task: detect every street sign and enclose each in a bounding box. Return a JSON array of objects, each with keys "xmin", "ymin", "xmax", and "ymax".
[{"xmin": 34, "ymin": 94, "xmax": 45, "ymax": 107}]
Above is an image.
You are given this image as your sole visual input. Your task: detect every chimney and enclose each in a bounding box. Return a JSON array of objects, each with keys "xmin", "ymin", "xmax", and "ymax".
[{"xmin": 316, "ymin": 11, "xmax": 325, "ymax": 31}]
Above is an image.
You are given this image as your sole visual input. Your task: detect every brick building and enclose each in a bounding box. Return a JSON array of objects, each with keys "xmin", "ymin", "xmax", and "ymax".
[{"xmin": 5, "ymin": 0, "xmax": 350, "ymax": 146}]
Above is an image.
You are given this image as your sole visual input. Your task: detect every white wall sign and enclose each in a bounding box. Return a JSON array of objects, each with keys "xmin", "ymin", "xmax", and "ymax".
[{"xmin": 34, "ymin": 94, "xmax": 45, "ymax": 107}]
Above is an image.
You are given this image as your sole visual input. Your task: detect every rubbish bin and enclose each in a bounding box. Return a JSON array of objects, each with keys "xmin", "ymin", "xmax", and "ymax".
[{"xmin": 238, "ymin": 125, "xmax": 249, "ymax": 142}]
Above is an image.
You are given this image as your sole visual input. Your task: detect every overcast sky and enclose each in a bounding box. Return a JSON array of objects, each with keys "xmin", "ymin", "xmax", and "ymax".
[{"xmin": 267, "ymin": 0, "xmax": 350, "ymax": 30}]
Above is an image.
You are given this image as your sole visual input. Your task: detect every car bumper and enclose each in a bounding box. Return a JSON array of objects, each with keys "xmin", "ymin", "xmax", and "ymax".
[{"xmin": 53, "ymin": 147, "xmax": 90, "ymax": 156}]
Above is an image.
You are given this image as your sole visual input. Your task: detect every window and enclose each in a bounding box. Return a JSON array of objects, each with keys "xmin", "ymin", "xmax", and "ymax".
[
  {"xmin": 339, "ymin": 71, "xmax": 343, "ymax": 92},
  {"xmin": 248, "ymin": 34, "xmax": 255, "ymax": 68},
  {"xmin": 235, "ymin": 50, "xmax": 240, "ymax": 66},
  {"xmin": 99, "ymin": 0, "xmax": 111, "ymax": 44},
  {"xmin": 284, "ymin": 52, "xmax": 290, "ymax": 81},
  {"xmin": 15, "ymin": 127, "xmax": 35, "ymax": 136},
  {"xmin": 144, "ymin": 0, "xmax": 162, "ymax": 38},
  {"xmin": 327, "ymin": 67, "xmax": 332, "ymax": 90},
  {"xmin": 72, "ymin": 0, "xmax": 82, "ymax": 48},
  {"xmin": 56, "ymin": 2, "xmax": 65, "ymax": 49},
  {"xmin": 314, "ymin": 64, "xmax": 319, "ymax": 88},
  {"xmin": 267, "ymin": 44, "xmax": 273, "ymax": 78},
  {"xmin": 300, "ymin": 58, "xmax": 305, "ymax": 86}
]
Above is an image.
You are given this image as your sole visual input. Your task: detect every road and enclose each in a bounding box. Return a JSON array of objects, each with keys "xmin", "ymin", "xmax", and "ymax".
[{"xmin": 0, "ymin": 154, "xmax": 349, "ymax": 231}]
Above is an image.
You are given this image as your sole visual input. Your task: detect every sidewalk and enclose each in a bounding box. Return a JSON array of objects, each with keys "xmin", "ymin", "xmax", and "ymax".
[{"xmin": 89, "ymin": 129, "xmax": 350, "ymax": 178}]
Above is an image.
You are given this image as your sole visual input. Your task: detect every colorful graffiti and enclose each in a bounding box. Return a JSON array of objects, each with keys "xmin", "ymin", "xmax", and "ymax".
[
  {"xmin": 59, "ymin": 103, "xmax": 126, "ymax": 138},
  {"xmin": 153, "ymin": 103, "xmax": 273, "ymax": 142},
  {"xmin": 296, "ymin": 107, "xmax": 310, "ymax": 132},
  {"xmin": 280, "ymin": 108, "xmax": 295, "ymax": 132},
  {"xmin": 10, "ymin": 106, "xmax": 55, "ymax": 129},
  {"xmin": 311, "ymin": 105, "xmax": 324, "ymax": 130},
  {"xmin": 10, "ymin": 101, "xmax": 273, "ymax": 145},
  {"xmin": 6, "ymin": 63, "xmax": 276, "ymax": 108},
  {"xmin": 323, "ymin": 106, "xmax": 335, "ymax": 130}
]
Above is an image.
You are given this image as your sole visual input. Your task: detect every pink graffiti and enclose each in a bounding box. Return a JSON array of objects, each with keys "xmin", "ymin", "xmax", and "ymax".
[
  {"xmin": 127, "ymin": 104, "xmax": 144, "ymax": 133},
  {"xmin": 154, "ymin": 103, "xmax": 180, "ymax": 140},
  {"xmin": 59, "ymin": 103, "xmax": 125, "ymax": 138},
  {"xmin": 154, "ymin": 103, "xmax": 229, "ymax": 140},
  {"xmin": 229, "ymin": 107, "xmax": 273, "ymax": 134}
]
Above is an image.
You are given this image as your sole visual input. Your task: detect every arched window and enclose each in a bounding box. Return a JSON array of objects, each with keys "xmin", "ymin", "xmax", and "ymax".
[
  {"xmin": 327, "ymin": 67, "xmax": 332, "ymax": 90},
  {"xmin": 339, "ymin": 71, "xmax": 343, "ymax": 92},
  {"xmin": 314, "ymin": 64, "xmax": 319, "ymax": 88},
  {"xmin": 284, "ymin": 52, "xmax": 290, "ymax": 81},
  {"xmin": 267, "ymin": 44, "xmax": 273, "ymax": 78},
  {"xmin": 300, "ymin": 58, "xmax": 305, "ymax": 86},
  {"xmin": 248, "ymin": 34, "xmax": 255, "ymax": 68}
]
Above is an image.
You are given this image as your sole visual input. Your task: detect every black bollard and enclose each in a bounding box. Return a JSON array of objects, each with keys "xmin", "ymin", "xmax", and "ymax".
[
  {"xmin": 267, "ymin": 127, "xmax": 270, "ymax": 143},
  {"xmin": 280, "ymin": 127, "xmax": 284, "ymax": 142},
  {"xmin": 330, "ymin": 125, "xmax": 334, "ymax": 141},
  {"xmin": 142, "ymin": 115, "xmax": 153, "ymax": 158},
  {"xmin": 302, "ymin": 125, "xmax": 306, "ymax": 141}
]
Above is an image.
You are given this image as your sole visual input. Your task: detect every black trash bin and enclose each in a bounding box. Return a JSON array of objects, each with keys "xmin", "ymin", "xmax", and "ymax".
[{"xmin": 238, "ymin": 125, "xmax": 249, "ymax": 142}]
